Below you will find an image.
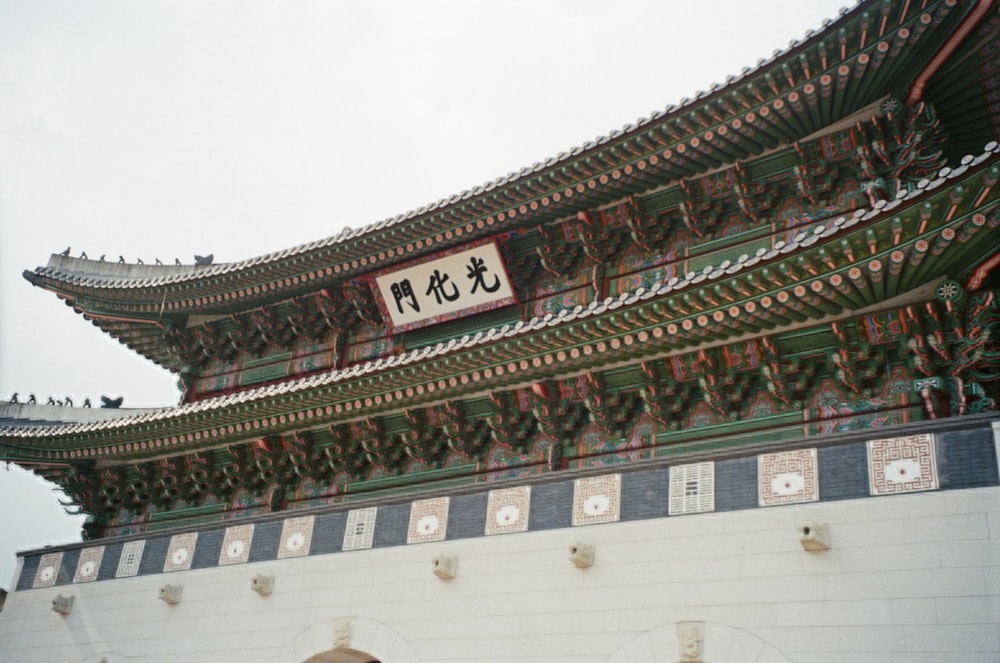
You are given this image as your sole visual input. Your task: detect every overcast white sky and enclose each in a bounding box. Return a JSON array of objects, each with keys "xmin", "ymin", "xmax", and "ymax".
[{"xmin": 0, "ymin": 0, "xmax": 849, "ymax": 588}]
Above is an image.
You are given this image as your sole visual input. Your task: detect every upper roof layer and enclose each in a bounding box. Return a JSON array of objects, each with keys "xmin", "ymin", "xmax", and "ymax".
[{"xmin": 23, "ymin": 0, "xmax": 983, "ymax": 316}]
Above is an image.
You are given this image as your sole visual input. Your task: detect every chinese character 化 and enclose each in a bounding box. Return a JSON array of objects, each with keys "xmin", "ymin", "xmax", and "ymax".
[{"xmin": 426, "ymin": 269, "xmax": 460, "ymax": 305}]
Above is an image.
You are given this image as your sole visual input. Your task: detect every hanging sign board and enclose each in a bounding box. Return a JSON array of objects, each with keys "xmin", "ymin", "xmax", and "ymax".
[{"xmin": 371, "ymin": 239, "xmax": 517, "ymax": 333}]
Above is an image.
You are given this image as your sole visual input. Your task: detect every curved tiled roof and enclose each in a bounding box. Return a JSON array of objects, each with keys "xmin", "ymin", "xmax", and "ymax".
[
  {"xmin": 3, "ymin": 141, "xmax": 997, "ymax": 460},
  {"xmin": 23, "ymin": 0, "xmax": 969, "ymax": 313}
]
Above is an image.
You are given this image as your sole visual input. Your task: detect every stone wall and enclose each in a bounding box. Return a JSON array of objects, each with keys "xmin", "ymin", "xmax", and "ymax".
[{"xmin": 1, "ymin": 422, "xmax": 997, "ymax": 662}]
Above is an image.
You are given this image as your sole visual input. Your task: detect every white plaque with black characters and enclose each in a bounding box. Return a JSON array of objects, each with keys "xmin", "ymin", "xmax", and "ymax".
[{"xmin": 372, "ymin": 239, "xmax": 516, "ymax": 332}]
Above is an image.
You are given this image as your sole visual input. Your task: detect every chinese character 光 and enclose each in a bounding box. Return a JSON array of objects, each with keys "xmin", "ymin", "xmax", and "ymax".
[{"xmin": 466, "ymin": 256, "xmax": 501, "ymax": 294}]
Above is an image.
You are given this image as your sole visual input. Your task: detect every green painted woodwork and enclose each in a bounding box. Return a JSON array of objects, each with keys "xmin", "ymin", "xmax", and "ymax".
[{"xmin": 19, "ymin": 281, "xmax": 996, "ymax": 539}]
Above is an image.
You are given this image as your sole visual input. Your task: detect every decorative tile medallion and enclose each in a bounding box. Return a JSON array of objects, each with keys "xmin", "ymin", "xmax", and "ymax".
[
  {"xmin": 407, "ymin": 497, "xmax": 450, "ymax": 544},
  {"xmin": 164, "ymin": 533, "xmax": 198, "ymax": 572},
  {"xmin": 219, "ymin": 524, "xmax": 254, "ymax": 565},
  {"xmin": 73, "ymin": 546, "xmax": 105, "ymax": 583},
  {"xmin": 758, "ymin": 448, "xmax": 819, "ymax": 506},
  {"xmin": 868, "ymin": 433, "xmax": 939, "ymax": 495},
  {"xmin": 669, "ymin": 462, "xmax": 715, "ymax": 515},
  {"xmin": 485, "ymin": 486, "xmax": 531, "ymax": 535},
  {"xmin": 573, "ymin": 474, "xmax": 622, "ymax": 526},
  {"xmin": 343, "ymin": 507, "xmax": 377, "ymax": 551},
  {"xmin": 277, "ymin": 516, "xmax": 314, "ymax": 558},
  {"xmin": 33, "ymin": 552, "xmax": 63, "ymax": 588},
  {"xmin": 116, "ymin": 540, "xmax": 146, "ymax": 578}
]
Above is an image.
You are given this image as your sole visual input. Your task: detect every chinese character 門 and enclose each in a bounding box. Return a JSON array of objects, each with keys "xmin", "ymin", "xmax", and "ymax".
[{"xmin": 390, "ymin": 279, "xmax": 420, "ymax": 314}]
